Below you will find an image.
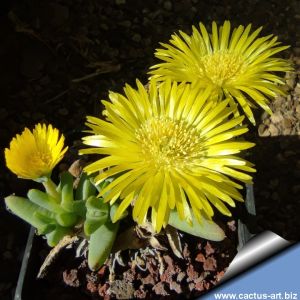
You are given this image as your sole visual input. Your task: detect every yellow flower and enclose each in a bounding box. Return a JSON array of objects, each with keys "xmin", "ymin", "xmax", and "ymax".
[
  {"xmin": 5, "ymin": 123, "xmax": 68, "ymax": 180},
  {"xmin": 149, "ymin": 21, "xmax": 292, "ymax": 124},
  {"xmin": 81, "ymin": 80, "xmax": 255, "ymax": 232}
]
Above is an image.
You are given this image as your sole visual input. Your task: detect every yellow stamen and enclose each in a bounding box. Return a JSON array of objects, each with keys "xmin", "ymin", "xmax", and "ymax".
[{"xmin": 135, "ymin": 117, "xmax": 202, "ymax": 170}]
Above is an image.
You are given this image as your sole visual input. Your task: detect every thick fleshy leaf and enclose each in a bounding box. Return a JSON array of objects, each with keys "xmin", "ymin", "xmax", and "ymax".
[
  {"xmin": 84, "ymin": 196, "xmax": 109, "ymax": 236},
  {"xmin": 55, "ymin": 213, "xmax": 78, "ymax": 227},
  {"xmin": 168, "ymin": 210, "xmax": 225, "ymax": 241},
  {"xmin": 46, "ymin": 226, "xmax": 72, "ymax": 247},
  {"xmin": 60, "ymin": 172, "xmax": 74, "ymax": 212},
  {"xmin": 27, "ymin": 189, "xmax": 65, "ymax": 214},
  {"xmin": 88, "ymin": 221, "xmax": 119, "ymax": 270},
  {"xmin": 5, "ymin": 195, "xmax": 52, "ymax": 232}
]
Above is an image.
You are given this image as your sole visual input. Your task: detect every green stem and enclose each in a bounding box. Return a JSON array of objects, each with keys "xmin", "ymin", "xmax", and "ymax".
[{"xmin": 43, "ymin": 178, "xmax": 60, "ymax": 202}]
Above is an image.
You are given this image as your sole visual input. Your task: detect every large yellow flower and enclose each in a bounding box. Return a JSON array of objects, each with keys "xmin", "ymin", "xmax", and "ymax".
[
  {"xmin": 5, "ymin": 123, "xmax": 68, "ymax": 180},
  {"xmin": 81, "ymin": 80, "xmax": 255, "ymax": 232},
  {"xmin": 149, "ymin": 21, "xmax": 292, "ymax": 124}
]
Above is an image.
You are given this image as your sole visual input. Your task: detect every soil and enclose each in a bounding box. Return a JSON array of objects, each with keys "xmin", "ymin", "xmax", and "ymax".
[
  {"xmin": 0, "ymin": 0, "xmax": 300, "ymax": 299},
  {"xmin": 20, "ymin": 220, "xmax": 237, "ymax": 300}
]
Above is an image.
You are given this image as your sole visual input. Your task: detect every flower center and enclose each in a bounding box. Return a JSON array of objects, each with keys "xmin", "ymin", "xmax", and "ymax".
[
  {"xmin": 198, "ymin": 51, "xmax": 245, "ymax": 87},
  {"xmin": 31, "ymin": 151, "xmax": 52, "ymax": 169},
  {"xmin": 135, "ymin": 117, "xmax": 202, "ymax": 170}
]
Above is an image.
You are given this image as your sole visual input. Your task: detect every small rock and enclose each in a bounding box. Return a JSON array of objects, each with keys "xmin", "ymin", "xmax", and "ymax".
[
  {"xmin": 215, "ymin": 271, "xmax": 225, "ymax": 281},
  {"xmin": 98, "ymin": 283, "xmax": 109, "ymax": 297},
  {"xmin": 258, "ymin": 124, "xmax": 270, "ymax": 136},
  {"xmin": 182, "ymin": 243, "xmax": 190, "ymax": 259},
  {"xmin": 195, "ymin": 253, "xmax": 205, "ymax": 263},
  {"xmin": 194, "ymin": 281, "xmax": 205, "ymax": 291},
  {"xmin": 227, "ymin": 220, "xmax": 236, "ymax": 232},
  {"xmin": 153, "ymin": 282, "xmax": 169, "ymax": 296},
  {"xmin": 268, "ymin": 123, "xmax": 279, "ymax": 136},
  {"xmin": 188, "ymin": 282, "xmax": 195, "ymax": 291},
  {"xmin": 203, "ymin": 257, "xmax": 217, "ymax": 271},
  {"xmin": 109, "ymin": 280, "xmax": 135, "ymax": 299},
  {"xmin": 63, "ymin": 269, "xmax": 80, "ymax": 287},
  {"xmin": 176, "ymin": 271, "xmax": 186, "ymax": 282},
  {"xmin": 186, "ymin": 264, "xmax": 199, "ymax": 282},
  {"xmin": 169, "ymin": 281, "xmax": 182, "ymax": 293},
  {"xmin": 141, "ymin": 274, "xmax": 155, "ymax": 285},
  {"xmin": 204, "ymin": 242, "xmax": 215, "ymax": 256},
  {"xmin": 283, "ymin": 128, "xmax": 292, "ymax": 135},
  {"xmin": 270, "ymin": 111, "xmax": 283, "ymax": 124},
  {"xmin": 87, "ymin": 281, "xmax": 98, "ymax": 293},
  {"xmin": 283, "ymin": 118, "xmax": 293, "ymax": 129}
]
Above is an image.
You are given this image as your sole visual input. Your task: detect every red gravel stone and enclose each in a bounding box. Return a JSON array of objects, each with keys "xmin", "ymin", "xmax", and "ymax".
[
  {"xmin": 141, "ymin": 274, "xmax": 155, "ymax": 285},
  {"xmin": 176, "ymin": 271, "xmax": 186, "ymax": 282},
  {"xmin": 186, "ymin": 264, "xmax": 199, "ymax": 282},
  {"xmin": 205, "ymin": 242, "xmax": 215, "ymax": 257},
  {"xmin": 227, "ymin": 220, "xmax": 237, "ymax": 232},
  {"xmin": 98, "ymin": 283, "xmax": 109, "ymax": 297},
  {"xmin": 169, "ymin": 280, "xmax": 183, "ymax": 294},
  {"xmin": 87, "ymin": 281, "xmax": 98, "ymax": 293},
  {"xmin": 203, "ymin": 257, "xmax": 217, "ymax": 271},
  {"xmin": 182, "ymin": 243, "xmax": 191, "ymax": 259},
  {"xmin": 153, "ymin": 282, "xmax": 169, "ymax": 296},
  {"xmin": 63, "ymin": 269, "xmax": 80, "ymax": 287},
  {"xmin": 195, "ymin": 253, "xmax": 205, "ymax": 263}
]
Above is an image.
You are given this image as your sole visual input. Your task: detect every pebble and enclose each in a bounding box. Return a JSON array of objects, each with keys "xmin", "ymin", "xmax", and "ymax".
[
  {"xmin": 268, "ymin": 123, "xmax": 279, "ymax": 136},
  {"xmin": 270, "ymin": 111, "xmax": 283, "ymax": 124},
  {"xmin": 258, "ymin": 124, "xmax": 269, "ymax": 136}
]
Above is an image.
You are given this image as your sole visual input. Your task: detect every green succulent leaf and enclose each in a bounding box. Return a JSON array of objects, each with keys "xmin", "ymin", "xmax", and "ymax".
[
  {"xmin": 84, "ymin": 219, "xmax": 103, "ymax": 236},
  {"xmin": 86, "ymin": 196, "xmax": 109, "ymax": 219},
  {"xmin": 84, "ymin": 196, "xmax": 109, "ymax": 236},
  {"xmin": 27, "ymin": 189, "xmax": 65, "ymax": 214},
  {"xmin": 55, "ymin": 213, "xmax": 78, "ymax": 227},
  {"xmin": 75, "ymin": 174, "xmax": 97, "ymax": 201},
  {"xmin": 88, "ymin": 221, "xmax": 119, "ymax": 271},
  {"xmin": 5, "ymin": 195, "xmax": 52, "ymax": 231},
  {"xmin": 46, "ymin": 226, "xmax": 72, "ymax": 247},
  {"xmin": 71, "ymin": 199, "xmax": 87, "ymax": 218},
  {"xmin": 34, "ymin": 211, "xmax": 57, "ymax": 234},
  {"xmin": 168, "ymin": 210, "xmax": 226, "ymax": 241},
  {"xmin": 60, "ymin": 172, "xmax": 74, "ymax": 212},
  {"xmin": 83, "ymin": 178, "xmax": 97, "ymax": 199}
]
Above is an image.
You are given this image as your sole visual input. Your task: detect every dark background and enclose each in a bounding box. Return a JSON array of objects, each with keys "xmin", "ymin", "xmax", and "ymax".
[{"xmin": 0, "ymin": 0, "xmax": 299, "ymax": 299}]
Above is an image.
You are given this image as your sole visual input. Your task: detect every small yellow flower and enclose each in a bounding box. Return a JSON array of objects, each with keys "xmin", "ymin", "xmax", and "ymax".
[
  {"xmin": 150, "ymin": 21, "xmax": 292, "ymax": 124},
  {"xmin": 81, "ymin": 80, "xmax": 255, "ymax": 232},
  {"xmin": 5, "ymin": 123, "xmax": 68, "ymax": 180}
]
